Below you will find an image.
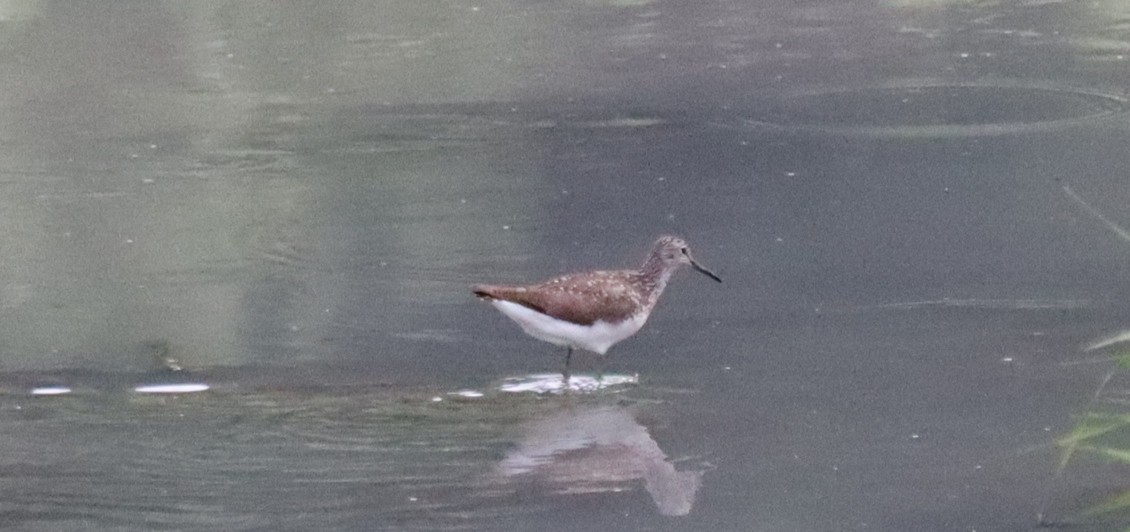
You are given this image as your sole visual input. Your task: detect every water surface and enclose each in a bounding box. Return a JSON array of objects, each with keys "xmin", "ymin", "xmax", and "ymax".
[{"xmin": 2, "ymin": 0, "xmax": 1130, "ymax": 530}]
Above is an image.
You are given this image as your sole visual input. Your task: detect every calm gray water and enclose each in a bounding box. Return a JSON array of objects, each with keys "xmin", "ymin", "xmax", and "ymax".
[{"xmin": 2, "ymin": 1, "xmax": 1130, "ymax": 530}]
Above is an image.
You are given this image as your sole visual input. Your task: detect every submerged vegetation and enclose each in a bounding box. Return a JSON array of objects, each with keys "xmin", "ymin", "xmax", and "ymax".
[
  {"xmin": 1055, "ymin": 185, "xmax": 1130, "ymax": 527},
  {"xmin": 1056, "ymin": 349, "xmax": 1130, "ymax": 526}
]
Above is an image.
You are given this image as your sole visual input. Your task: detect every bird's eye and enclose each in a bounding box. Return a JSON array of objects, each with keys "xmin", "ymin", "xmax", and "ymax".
[{"xmin": 680, "ymin": 247, "xmax": 689, "ymax": 254}]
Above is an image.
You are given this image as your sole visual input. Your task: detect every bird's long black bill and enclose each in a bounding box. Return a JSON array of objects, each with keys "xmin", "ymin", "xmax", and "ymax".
[{"xmin": 690, "ymin": 259, "xmax": 722, "ymax": 283}]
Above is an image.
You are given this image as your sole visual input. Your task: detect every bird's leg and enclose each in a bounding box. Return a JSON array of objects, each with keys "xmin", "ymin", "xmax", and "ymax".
[{"xmin": 562, "ymin": 346, "xmax": 573, "ymax": 385}]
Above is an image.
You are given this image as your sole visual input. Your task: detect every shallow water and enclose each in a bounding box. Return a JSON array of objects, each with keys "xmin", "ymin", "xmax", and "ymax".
[{"xmin": 2, "ymin": 0, "xmax": 1130, "ymax": 530}]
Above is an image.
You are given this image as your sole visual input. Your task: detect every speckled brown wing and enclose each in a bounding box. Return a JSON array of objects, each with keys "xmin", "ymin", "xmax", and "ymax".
[{"xmin": 472, "ymin": 270, "xmax": 643, "ymax": 326}]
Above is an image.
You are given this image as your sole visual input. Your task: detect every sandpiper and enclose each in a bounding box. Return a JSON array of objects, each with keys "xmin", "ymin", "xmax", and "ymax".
[{"xmin": 472, "ymin": 236, "xmax": 722, "ymax": 382}]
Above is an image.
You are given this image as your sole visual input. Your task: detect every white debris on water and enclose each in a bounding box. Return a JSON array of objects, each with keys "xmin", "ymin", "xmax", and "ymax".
[
  {"xmin": 498, "ymin": 373, "xmax": 638, "ymax": 394},
  {"xmin": 31, "ymin": 386, "xmax": 72, "ymax": 396},
  {"xmin": 133, "ymin": 383, "xmax": 210, "ymax": 394},
  {"xmin": 448, "ymin": 390, "xmax": 484, "ymax": 398}
]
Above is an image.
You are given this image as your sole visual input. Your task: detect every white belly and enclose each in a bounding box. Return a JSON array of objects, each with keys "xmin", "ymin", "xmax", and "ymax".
[{"xmin": 489, "ymin": 300, "xmax": 647, "ymax": 355}]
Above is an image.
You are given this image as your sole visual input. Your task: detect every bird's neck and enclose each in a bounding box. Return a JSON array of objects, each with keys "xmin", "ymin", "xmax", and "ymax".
[{"xmin": 637, "ymin": 254, "xmax": 676, "ymax": 306}]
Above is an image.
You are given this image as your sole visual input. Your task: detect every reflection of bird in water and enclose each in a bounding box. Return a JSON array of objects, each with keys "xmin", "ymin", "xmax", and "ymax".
[
  {"xmin": 473, "ymin": 236, "xmax": 721, "ymax": 382},
  {"xmin": 494, "ymin": 405, "xmax": 703, "ymax": 516}
]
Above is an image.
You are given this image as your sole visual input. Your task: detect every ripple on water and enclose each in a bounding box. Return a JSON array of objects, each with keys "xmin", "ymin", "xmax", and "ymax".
[{"xmin": 727, "ymin": 82, "xmax": 1129, "ymax": 138}]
